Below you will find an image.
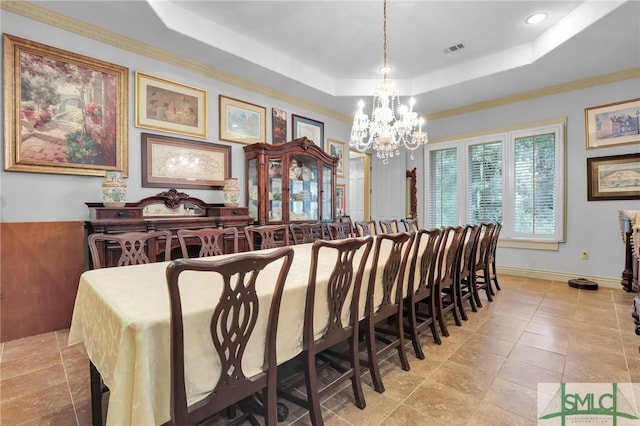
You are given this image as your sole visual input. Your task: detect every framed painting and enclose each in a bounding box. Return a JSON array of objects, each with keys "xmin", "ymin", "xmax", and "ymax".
[
  {"xmin": 336, "ymin": 183, "xmax": 346, "ymax": 216},
  {"xmin": 219, "ymin": 95, "xmax": 266, "ymax": 144},
  {"xmin": 292, "ymin": 114, "xmax": 324, "ymax": 149},
  {"xmin": 141, "ymin": 133, "xmax": 231, "ymax": 189},
  {"xmin": 135, "ymin": 71, "xmax": 207, "ymax": 138},
  {"xmin": 3, "ymin": 34, "xmax": 128, "ymax": 176},
  {"xmin": 585, "ymin": 98, "xmax": 640, "ymax": 149},
  {"xmin": 587, "ymin": 153, "xmax": 640, "ymax": 201},
  {"xmin": 327, "ymin": 139, "xmax": 346, "ymax": 177},
  {"xmin": 272, "ymin": 107, "xmax": 287, "ymax": 144}
]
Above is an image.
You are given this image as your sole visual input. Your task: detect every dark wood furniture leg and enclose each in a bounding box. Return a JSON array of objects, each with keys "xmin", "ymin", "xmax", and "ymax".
[
  {"xmin": 622, "ymin": 230, "xmax": 634, "ymax": 292},
  {"xmin": 90, "ymin": 361, "xmax": 103, "ymax": 426}
]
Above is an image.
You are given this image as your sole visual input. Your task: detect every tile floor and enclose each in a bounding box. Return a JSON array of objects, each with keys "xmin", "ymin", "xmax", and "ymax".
[{"xmin": 1, "ymin": 275, "xmax": 639, "ymax": 425}]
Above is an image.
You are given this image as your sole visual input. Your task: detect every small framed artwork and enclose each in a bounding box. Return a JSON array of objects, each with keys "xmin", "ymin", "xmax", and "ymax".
[
  {"xmin": 585, "ymin": 98, "xmax": 640, "ymax": 149},
  {"xmin": 141, "ymin": 133, "xmax": 230, "ymax": 189},
  {"xmin": 272, "ymin": 108, "xmax": 287, "ymax": 144},
  {"xmin": 292, "ymin": 114, "xmax": 324, "ymax": 149},
  {"xmin": 135, "ymin": 71, "xmax": 207, "ymax": 138},
  {"xmin": 219, "ymin": 95, "xmax": 266, "ymax": 144},
  {"xmin": 3, "ymin": 34, "xmax": 128, "ymax": 176},
  {"xmin": 327, "ymin": 139, "xmax": 346, "ymax": 177},
  {"xmin": 587, "ymin": 153, "xmax": 640, "ymax": 201},
  {"xmin": 336, "ymin": 183, "xmax": 347, "ymax": 215}
]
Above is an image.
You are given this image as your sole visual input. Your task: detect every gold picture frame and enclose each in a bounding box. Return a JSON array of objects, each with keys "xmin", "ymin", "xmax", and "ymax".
[
  {"xmin": 135, "ymin": 71, "xmax": 207, "ymax": 138},
  {"xmin": 219, "ymin": 95, "xmax": 266, "ymax": 144},
  {"xmin": 141, "ymin": 133, "xmax": 230, "ymax": 189},
  {"xmin": 327, "ymin": 139, "xmax": 346, "ymax": 177},
  {"xmin": 336, "ymin": 183, "xmax": 347, "ymax": 215},
  {"xmin": 584, "ymin": 98, "xmax": 640, "ymax": 149},
  {"xmin": 3, "ymin": 34, "xmax": 128, "ymax": 176}
]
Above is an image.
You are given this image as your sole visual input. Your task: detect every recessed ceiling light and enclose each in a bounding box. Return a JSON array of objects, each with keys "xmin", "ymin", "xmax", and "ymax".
[{"xmin": 526, "ymin": 12, "xmax": 547, "ymax": 24}]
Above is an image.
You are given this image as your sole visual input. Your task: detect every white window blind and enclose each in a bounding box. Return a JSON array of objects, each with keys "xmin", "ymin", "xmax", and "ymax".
[
  {"xmin": 429, "ymin": 147, "xmax": 458, "ymax": 228},
  {"xmin": 467, "ymin": 141, "xmax": 503, "ymax": 224},
  {"xmin": 513, "ymin": 132, "xmax": 556, "ymax": 236}
]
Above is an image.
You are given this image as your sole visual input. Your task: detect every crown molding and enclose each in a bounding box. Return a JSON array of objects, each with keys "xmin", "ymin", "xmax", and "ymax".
[{"xmin": 427, "ymin": 68, "xmax": 640, "ymax": 121}]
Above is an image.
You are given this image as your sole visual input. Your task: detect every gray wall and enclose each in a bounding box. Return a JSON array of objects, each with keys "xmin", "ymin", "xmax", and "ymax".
[{"xmin": 0, "ymin": 10, "xmax": 352, "ymax": 223}]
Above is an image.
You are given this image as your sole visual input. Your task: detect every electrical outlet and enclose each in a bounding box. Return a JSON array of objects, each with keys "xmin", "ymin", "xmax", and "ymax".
[{"xmin": 581, "ymin": 251, "xmax": 589, "ymax": 260}]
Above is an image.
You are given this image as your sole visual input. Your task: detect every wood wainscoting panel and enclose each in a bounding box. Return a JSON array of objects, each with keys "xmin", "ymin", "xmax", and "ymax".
[{"xmin": 0, "ymin": 221, "xmax": 86, "ymax": 342}]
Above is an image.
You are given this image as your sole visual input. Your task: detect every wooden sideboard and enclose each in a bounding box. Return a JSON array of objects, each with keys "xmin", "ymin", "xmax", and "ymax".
[{"xmin": 85, "ymin": 189, "xmax": 252, "ymax": 267}]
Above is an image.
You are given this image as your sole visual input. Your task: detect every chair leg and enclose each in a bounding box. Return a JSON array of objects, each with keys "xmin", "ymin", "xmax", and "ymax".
[
  {"xmin": 90, "ymin": 361, "xmax": 103, "ymax": 426},
  {"xmin": 450, "ymin": 285, "xmax": 462, "ymax": 327},
  {"xmin": 485, "ymin": 269, "xmax": 496, "ymax": 298},
  {"xmin": 349, "ymin": 336, "xmax": 366, "ymax": 409},
  {"xmin": 456, "ymin": 285, "xmax": 468, "ymax": 322},
  {"xmin": 492, "ymin": 262, "xmax": 501, "ymax": 291},
  {"xmin": 437, "ymin": 292, "xmax": 450, "ymax": 337},
  {"xmin": 408, "ymin": 301, "xmax": 425, "ymax": 360},
  {"xmin": 303, "ymin": 350, "xmax": 324, "ymax": 426},
  {"xmin": 365, "ymin": 320, "xmax": 385, "ymax": 393},
  {"xmin": 471, "ymin": 275, "xmax": 483, "ymax": 308},
  {"xmin": 395, "ymin": 312, "xmax": 410, "ymax": 372}
]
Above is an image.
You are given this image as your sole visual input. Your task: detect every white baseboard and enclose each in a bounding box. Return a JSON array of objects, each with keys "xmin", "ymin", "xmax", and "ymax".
[{"xmin": 496, "ymin": 266, "xmax": 623, "ymax": 290}]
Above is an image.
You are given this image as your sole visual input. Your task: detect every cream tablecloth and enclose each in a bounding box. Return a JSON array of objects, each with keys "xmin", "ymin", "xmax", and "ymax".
[{"xmin": 68, "ymin": 239, "xmax": 403, "ymax": 426}]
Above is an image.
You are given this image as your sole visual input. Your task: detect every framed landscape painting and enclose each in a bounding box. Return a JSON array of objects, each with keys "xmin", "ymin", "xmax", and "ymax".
[
  {"xmin": 585, "ymin": 98, "xmax": 640, "ymax": 149},
  {"xmin": 272, "ymin": 108, "xmax": 287, "ymax": 144},
  {"xmin": 219, "ymin": 95, "xmax": 266, "ymax": 144},
  {"xmin": 292, "ymin": 114, "xmax": 324, "ymax": 149},
  {"xmin": 587, "ymin": 153, "xmax": 640, "ymax": 201},
  {"xmin": 135, "ymin": 71, "xmax": 207, "ymax": 138},
  {"xmin": 3, "ymin": 34, "xmax": 128, "ymax": 176},
  {"xmin": 141, "ymin": 133, "xmax": 230, "ymax": 189}
]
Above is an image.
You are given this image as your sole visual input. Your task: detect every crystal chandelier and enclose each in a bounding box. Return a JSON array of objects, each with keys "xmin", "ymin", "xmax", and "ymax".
[{"xmin": 349, "ymin": 0, "xmax": 428, "ymax": 163}]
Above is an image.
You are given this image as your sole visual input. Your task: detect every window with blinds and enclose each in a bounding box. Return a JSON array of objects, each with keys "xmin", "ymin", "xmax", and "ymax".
[
  {"xmin": 429, "ymin": 147, "xmax": 458, "ymax": 228},
  {"xmin": 425, "ymin": 121, "xmax": 565, "ymax": 243},
  {"xmin": 513, "ymin": 132, "xmax": 556, "ymax": 235},
  {"xmin": 468, "ymin": 141, "xmax": 503, "ymax": 224}
]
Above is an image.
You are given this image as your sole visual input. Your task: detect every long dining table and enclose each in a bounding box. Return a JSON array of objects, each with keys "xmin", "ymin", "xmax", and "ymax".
[{"xmin": 68, "ymin": 238, "xmax": 402, "ymax": 426}]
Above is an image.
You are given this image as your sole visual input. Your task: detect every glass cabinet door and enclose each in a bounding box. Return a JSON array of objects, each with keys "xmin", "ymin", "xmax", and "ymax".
[
  {"xmin": 247, "ymin": 158, "xmax": 259, "ymax": 220},
  {"xmin": 267, "ymin": 158, "xmax": 283, "ymax": 222},
  {"xmin": 322, "ymin": 164, "xmax": 333, "ymax": 222},
  {"xmin": 288, "ymin": 155, "xmax": 318, "ymax": 222}
]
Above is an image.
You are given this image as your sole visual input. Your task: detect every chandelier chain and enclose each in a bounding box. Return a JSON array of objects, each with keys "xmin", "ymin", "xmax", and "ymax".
[{"xmin": 383, "ymin": 0, "xmax": 387, "ymax": 72}]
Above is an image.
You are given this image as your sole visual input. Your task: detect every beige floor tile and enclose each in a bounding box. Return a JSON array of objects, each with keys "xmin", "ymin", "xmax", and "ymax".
[
  {"xmin": 449, "ymin": 343, "xmax": 507, "ymax": 375},
  {"xmin": 380, "ymin": 403, "xmax": 448, "ymax": 425},
  {"xmin": 509, "ymin": 344, "xmax": 566, "ymax": 373},
  {"xmin": 464, "ymin": 400, "xmax": 536, "ymax": 426},
  {"xmin": 496, "ymin": 358, "xmax": 562, "ymax": 390},
  {"xmin": 517, "ymin": 331, "xmax": 569, "ymax": 355},
  {"xmin": 405, "ymin": 379, "xmax": 479, "ymax": 425},
  {"xmin": 482, "ymin": 377, "xmax": 538, "ymax": 421},
  {"xmin": 429, "ymin": 359, "xmax": 495, "ymax": 401}
]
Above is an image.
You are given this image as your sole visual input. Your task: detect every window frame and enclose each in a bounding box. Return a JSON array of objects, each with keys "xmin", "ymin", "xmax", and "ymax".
[{"xmin": 425, "ymin": 121, "xmax": 565, "ymax": 244}]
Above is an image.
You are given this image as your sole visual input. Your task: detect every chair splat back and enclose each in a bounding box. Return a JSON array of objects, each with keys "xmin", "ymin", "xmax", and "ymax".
[
  {"xmin": 177, "ymin": 227, "xmax": 239, "ymax": 258},
  {"xmin": 355, "ymin": 220, "xmax": 378, "ymax": 237},
  {"xmin": 165, "ymin": 247, "xmax": 294, "ymax": 426},
  {"xmin": 289, "ymin": 223, "xmax": 322, "ymax": 245},
  {"xmin": 88, "ymin": 230, "xmax": 172, "ymax": 269}
]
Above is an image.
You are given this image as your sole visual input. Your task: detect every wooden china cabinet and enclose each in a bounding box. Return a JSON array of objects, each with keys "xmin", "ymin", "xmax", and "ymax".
[{"xmin": 243, "ymin": 137, "xmax": 337, "ymax": 225}]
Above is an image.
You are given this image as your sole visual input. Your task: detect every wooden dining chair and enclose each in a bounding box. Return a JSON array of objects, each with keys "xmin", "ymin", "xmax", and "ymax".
[
  {"xmin": 457, "ymin": 224, "xmax": 482, "ymax": 320},
  {"xmin": 177, "ymin": 227, "xmax": 239, "ymax": 258},
  {"xmin": 289, "ymin": 223, "xmax": 322, "ymax": 245},
  {"xmin": 401, "ymin": 218, "xmax": 419, "ymax": 232},
  {"xmin": 244, "ymin": 224, "xmax": 290, "ymax": 250},
  {"xmin": 474, "ymin": 222, "xmax": 497, "ymax": 303},
  {"xmin": 361, "ymin": 232, "xmax": 414, "ymax": 393},
  {"xmin": 324, "ymin": 222, "xmax": 352, "ymax": 240},
  {"xmin": 278, "ymin": 236, "xmax": 374, "ymax": 426},
  {"xmin": 434, "ymin": 226, "xmax": 466, "ymax": 338},
  {"xmin": 405, "ymin": 227, "xmax": 444, "ymax": 359},
  {"xmin": 87, "ymin": 230, "xmax": 172, "ymax": 269},
  {"xmin": 355, "ymin": 220, "xmax": 378, "ymax": 237},
  {"xmin": 164, "ymin": 247, "xmax": 294, "ymax": 426},
  {"xmin": 379, "ymin": 219, "xmax": 399, "ymax": 234}
]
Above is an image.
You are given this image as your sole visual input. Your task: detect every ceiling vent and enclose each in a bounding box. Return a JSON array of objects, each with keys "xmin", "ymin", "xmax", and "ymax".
[{"xmin": 444, "ymin": 43, "xmax": 465, "ymax": 54}]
